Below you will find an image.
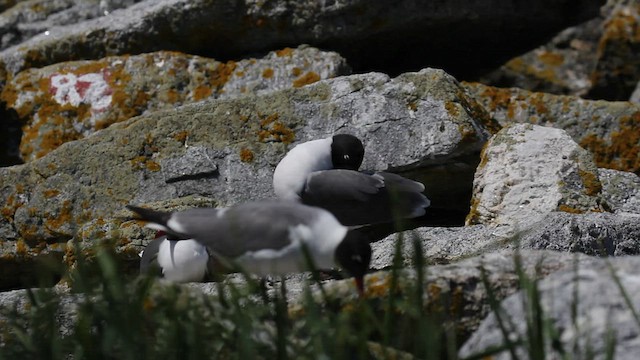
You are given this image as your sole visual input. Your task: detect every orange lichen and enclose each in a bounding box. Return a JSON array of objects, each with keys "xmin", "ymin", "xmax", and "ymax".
[
  {"xmin": 444, "ymin": 101, "xmax": 460, "ymax": 117},
  {"xmin": 262, "ymin": 68, "xmax": 274, "ymax": 79},
  {"xmin": 538, "ymin": 51, "xmax": 565, "ymax": 66},
  {"xmin": 193, "ymin": 85, "xmax": 213, "ymax": 101},
  {"xmin": 257, "ymin": 113, "xmax": 295, "ymax": 143},
  {"xmin": 44, "ymin": 200, "xmax": 73, "ymax": 231},
  {"xmin": 146, "ymin": 160, "xmax": 161, "ymax": 172},
  {"xmin": 579, "ymin": 112, "xmax": 640, "ymax": 174},
  {"xmin": 43, "ymin": 189, "xmax": 60, "ymax": 198},
  {"xmin": 173, "ymin": 130, "xmax": 189, "ymax": 143},
  {"xmin": 578, "ymin": 169, "xmax": 602, "ymax": 196},
  {"xmin": 209, "ymin": 61, "xmax": 237, "ymax": 90},
  {"xmin": 364, "ymin": 274, "xmax": 391, "ymax": 298},
  {"xmin": 240, "ymin": 148, "xmax": 254, "ymax": 163},
  {"xmin": 293, "ymin": 71, "xmax": 321, "ymax": 88},
  {"xmin": 15, "ymin": 240, "xmax": 28, "ymax": 256},
  {"xmin": 291, "ymin": 67, "xmax": 302, "ymax": 77},
  {"xmin": 557, "ymin": 204, "xmax": 585, "ymax": 214},
  {"xmin": 275, "ymin": 47, "xmax": 294, "ymax": 57}
]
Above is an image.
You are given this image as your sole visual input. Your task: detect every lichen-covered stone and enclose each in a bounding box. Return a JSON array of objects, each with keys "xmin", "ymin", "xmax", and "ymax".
[
  {"xmin": 0, "ymin": 68, "xmax": 492, "ymax": 289},
  {"xmin": 598, "ymin": 168, "xmax": 640, "ymax": 213},
  {"xmin": 463, "ymin": 82, "xmax": 640, "ymax": 174},
  {"xmin": 1, "ymin": 46, "xmax": 350, "ymax": 161},
  {"xmin": 588, "ymin": 1, "xmax": 640, "ymax": 100},
  {"xmin": 466, "ymin": 124, "xmax": 606, "ymax": 228},
  {"xmin": 292, "ymin": 250, "xmax": 598, "ymax": 343},
  {"xmin": 480, "ymin": 17, "xmax": 602, "ymax": 96},
  {"xmin": 0, "ymin": 0, "xmax": 603, "ymax": 87},
  {"xmin": 0, "ymin": 0, "xmax": 144, "ymax": 52}
]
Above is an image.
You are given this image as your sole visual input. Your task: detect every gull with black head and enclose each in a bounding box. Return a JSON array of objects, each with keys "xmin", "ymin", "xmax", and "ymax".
[
  {"xmin": 127, "ymin": 201, "xmax": 371, "ymax": 294},
  {"xmin": 273, "ymin": 134, "xmax": 430, "ymax": 226}
]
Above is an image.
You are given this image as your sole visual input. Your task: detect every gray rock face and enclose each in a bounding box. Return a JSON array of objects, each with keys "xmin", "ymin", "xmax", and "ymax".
[
  {"xmin": 459, "ymin": 255, "xmax": 640, "ymax": 359},
  {"xmin": 599, "ymin": 168, "xmax": 640, "ymax": 213},
  {"xmin": 0, "ymin": 0, "xmax": 603, "ymax": 84},
  {"xmin": 519, "ymin": 212, "xmax": 640, "ymax": 256},
  {"xmin": 467, "ymin": 124, "xmax": 604, "ymax": 228},
  {"xmin": 0, "ymin": 68, "xmax": 492, "ymax": 289},
  {"xmin": 0, "ymin": 0, "xmax": 144, "ymax": 51}
]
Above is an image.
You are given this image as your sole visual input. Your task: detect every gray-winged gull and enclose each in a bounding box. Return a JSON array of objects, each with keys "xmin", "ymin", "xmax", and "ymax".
[
  {"xmin": 128, "ymin": 201, "xmax": 371, "ymax": 294},
  {"xmin": 273, "ymin": 134, "xmax": 430, "ymax": 226}
]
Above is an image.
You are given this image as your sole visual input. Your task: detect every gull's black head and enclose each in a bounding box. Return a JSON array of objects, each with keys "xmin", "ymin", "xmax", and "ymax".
[
  {"xmin": 331, "ymin": 134, "xmax": 364, "ymax": 170},
  {"xmin": 335, "ymin": 230, "xmax": 372, "ymax": 296}
]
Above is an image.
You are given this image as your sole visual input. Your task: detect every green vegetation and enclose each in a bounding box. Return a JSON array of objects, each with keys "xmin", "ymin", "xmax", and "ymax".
[{"xmin": 0, "ymin": 238, "xmax": 636, "ymax": 359}]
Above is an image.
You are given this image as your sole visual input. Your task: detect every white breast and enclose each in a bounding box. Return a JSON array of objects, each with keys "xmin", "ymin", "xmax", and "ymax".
[
  {"xmin": 157, "ymin": 239, "xmax": 209, "ymax": 283},
  {"xmin": 273, "ymin": 137, "xmax": 333, "ymax": 201}
]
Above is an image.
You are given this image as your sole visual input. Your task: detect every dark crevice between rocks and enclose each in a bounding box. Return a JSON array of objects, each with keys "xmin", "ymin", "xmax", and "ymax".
[
  {"xmin": 164, "ymin": 169, "xmax": 220, "ymax": 184},
  {"xmin": 358, "ymin": 153, "xmax": 480, "ymax": 243},
  {"xmin": 0, "ymin": 252, "xmax": 65, "ymax": 291},
  {"xmin": 0, "ymin": 105, "xmax": 23, "ymax": 167}
]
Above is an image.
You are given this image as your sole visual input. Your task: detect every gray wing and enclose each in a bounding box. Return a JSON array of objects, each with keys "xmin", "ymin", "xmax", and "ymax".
[
  {"xmin": 139, "ymin": 236, "xmax": 164, "ymax": 276},
  {"xmin": 172, "ymin": 201, "xmax": 324, "ymax": 259},
  {"xmin": 304, "ymin": 170, "xmax": 385, "ymax": 202},
  {"xmin": 302, "ymin": 170, "xmax": 429, "ymax": 226}
]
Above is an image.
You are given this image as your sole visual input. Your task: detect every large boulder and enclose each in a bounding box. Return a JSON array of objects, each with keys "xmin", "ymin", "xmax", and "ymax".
[
  {"xmin": 0, "ymin": 0, "xmax": 603, "ymax": 86},
  {"xmin": 0, "ymin": 68, "xmax": 494, "ymax": 290},
  {"xmin": 466, "ymin": 124, "xmax": 605, "ymax": 228},
  {"xmin": 1, "ymin": 45, "xmax": 350, "ymax": 161},
  {"xmin": 460, "ymin": 255, "xmax": 640, "ymax": 359},
  {"xmin": 463, "ymin": 82, "xmax": 640, "ymax": 174}
]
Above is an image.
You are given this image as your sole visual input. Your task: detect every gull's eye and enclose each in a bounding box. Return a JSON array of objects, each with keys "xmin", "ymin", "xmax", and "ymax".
[{"xmin": 343, "ymin": 155, "xmax": 350, "ymax": 160}]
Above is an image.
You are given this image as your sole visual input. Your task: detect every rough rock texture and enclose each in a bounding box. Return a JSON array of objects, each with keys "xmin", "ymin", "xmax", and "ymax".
[
  {"xmin": 0, "ymin": 68, "xmax": 494, "ymax": 290},
  {"xmin": 372, "ymin": 207, "xmax": 640, "ymax": 270},
  {"xmin": 1, "ymin": 45, "xmax": 350, "ymax": 161},
  {"xmin": 295, "ymin": 250, "xmax": 597, "ymax": 343},
  {"xmin": 0, "ymin": 0, "xmax": 144, "ymax": 52},
  {"xmin": 519, "ymin": 211, "xmax": 640, "ymax": 256},
  {"xmin": 480, "ymin": 17, "xmax": 602, "ymax": 96},
  {"xmin": 599, "ymin": 168, "xmax": 640, "ymax": 213},
  {"xmin": 466, "ymin": 124, "xmax": 605, "ymax": 228},
  {"xmin": 0, "ymin": 0, "xmax": 603, "ymax": 86},
  {"xmin": 462, "ymin": 82, "xmax": 640, "ymax": 174},
  {"xmin": 0, "ymin": 250, "xmax": 598, "ymax": 351},
  {"xmin": 459, "ymin": 255, "xmax": 640, "ymax": 359},
  {"xmin": 479, "ymin": 1, "xmax": 640, "ymax": 101},
  {"xmin": 588, "ymin": 1, "xmax": 640, "ymax": 100}
]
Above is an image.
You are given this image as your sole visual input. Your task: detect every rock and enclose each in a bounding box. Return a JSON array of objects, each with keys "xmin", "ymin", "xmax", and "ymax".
[
  {"xmin": 587, "ymin": 1, "xmax": 640, "ymax": 100},
  {"xmin": 519, "ymin": 211, "xmax": 640, "ymax": 256},
  {"xmin": 630, "ymin": 80, "xmax": 640, "ymax": 104},
  {"xmin": 462, "ymin": 82, "xmax": 640, "ymax": 174},
  {"xmin": 1, "ymin": 45, "xmax": 350, "ymax": 161},
  {"xmin": 0, "ymin": 0, "xmax": 144, "ymax": 52},
  {"xmin": 479, "ymin": 17, "xmax": 602, "ymax": 96},
  {"xmin": 598, "ymin": 168, "xmax": 640, "ymax": 213},
  {"xmin": 0, "ymin": 250, "xmax": 594, "ymax": 356},
  {"xmin": 466, "ymin": 124, "xmax": 605, "ymax": 228},
  {"xmin": 0, "ymin": 68, "xmax": 494, "ymax": 290},
  {"xmin": 291, "ymin": 250, "xmax": 599, "ymax": 344},
  {"xmin": 372, "ymin": 210, "xmax": 640, "ymax": 270},
  {"xmin": 478, "ymin": 1, "xmax": 640, "ymax": 101},
  {"xmin": 459, "ymin": 255, "xmax": 640, "ymax": 359},
  {"xmin": 371, "ymin": 225, "xmax": 507, "ymax": 269},
  {"xmin": 0, "ymin": 0, "xmax": 603, "ymax": 85}
]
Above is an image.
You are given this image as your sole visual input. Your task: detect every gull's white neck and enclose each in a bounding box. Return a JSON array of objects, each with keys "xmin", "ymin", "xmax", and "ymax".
[{"xmin": 273, "ymin": 137, "xmax": 333, "ymax": 201}]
